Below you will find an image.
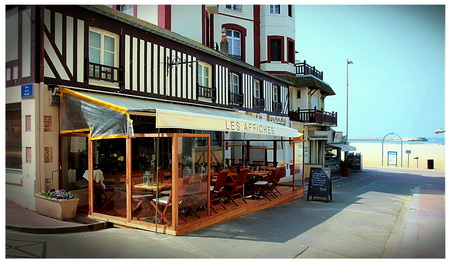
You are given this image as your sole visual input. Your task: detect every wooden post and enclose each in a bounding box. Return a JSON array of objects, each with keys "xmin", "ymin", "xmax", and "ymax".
[
  {"xmin": 126, "ymin": 138, "xmax": 132, "ymax": 222},
  {"xmin": 88, "ymin": 137, "xmax": 94, "ymax": 215},
  {"xmin": 172, "ymin": 134, "xmax": 179, "ymax": 229}
]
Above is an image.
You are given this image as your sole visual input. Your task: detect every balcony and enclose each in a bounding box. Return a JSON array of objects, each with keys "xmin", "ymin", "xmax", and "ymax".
[
  {"xmin": 295, "ymin": 60, "xmax": 323, "ymax": 80},
  {"xmin": 197, "ymin": 85, "xmax": 216, "ymax": 101},
  {"xmin": 272, "ymin": 102, "xmax": 282, "ymax": 113},
  {"xmin": 230, "ymin": 92, "xmax": 244, "ymax": 106},
  {"xmin": 253, "ymin": 97, "xmax": 265, "ymax": 110},
  {"xmin": 289, "ymin": 107, "xmax": 337, "ymax": 126},
  {"xmin": 88, "ymin": 62, "xmax": 123, "ymax": 84}
]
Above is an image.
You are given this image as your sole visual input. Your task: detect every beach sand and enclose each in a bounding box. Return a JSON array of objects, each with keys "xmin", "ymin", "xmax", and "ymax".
[{"xmin": 350, "ymin": 142, "xmax": 446, "ymax": 171}]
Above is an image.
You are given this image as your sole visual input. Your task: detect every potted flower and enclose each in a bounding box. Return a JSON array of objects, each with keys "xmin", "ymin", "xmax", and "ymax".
[
  {"xmin": 339, "ymin": 160, "xmax": 353, "ymax": 177},
  {"xmin": 35, "ymin": 189, "xmax": 80, "ymax": 220}
]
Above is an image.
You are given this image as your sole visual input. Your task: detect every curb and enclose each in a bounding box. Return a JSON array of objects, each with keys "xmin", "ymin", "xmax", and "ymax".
[{"xmin": 6, "ymin": 221, "xmax": 114, "ymax": 234}]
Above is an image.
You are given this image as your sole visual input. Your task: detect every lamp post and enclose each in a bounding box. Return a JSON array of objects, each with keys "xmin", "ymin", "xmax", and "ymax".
[{"xmin": 346, "ymin": 59, "xmax": 353, "ymax": 145}]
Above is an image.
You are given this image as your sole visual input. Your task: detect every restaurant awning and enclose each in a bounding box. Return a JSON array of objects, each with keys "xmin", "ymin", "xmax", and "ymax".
[
  {"xmin": 60, "ymin": 88, "xmax": 302, "ymax": 140},
  {"xmin": 327, "ymin": 143, "xmax": 357, "ymax": 152}
]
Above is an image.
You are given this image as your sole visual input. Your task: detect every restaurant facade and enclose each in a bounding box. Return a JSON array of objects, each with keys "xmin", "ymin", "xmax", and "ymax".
[{"xmin": 6, "ymin": 5, "xmax": 306, "ymax": 234}]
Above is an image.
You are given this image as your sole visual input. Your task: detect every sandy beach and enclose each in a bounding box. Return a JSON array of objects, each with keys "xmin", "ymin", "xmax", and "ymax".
[{"xmin": 350, "ymin": 142, "xmax": 446, "ymax": 171}]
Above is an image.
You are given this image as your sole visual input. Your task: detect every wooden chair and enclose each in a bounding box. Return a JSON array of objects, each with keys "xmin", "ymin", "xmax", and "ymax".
[
  {"xmin": 210, "ymin": 170, "xmax": 229, "ymax": 213},
  {"xmin": 131, "ymin": 176, "xmax": 154, "ymax": 217},
  {"xmin": 224, "ymin": 168, "xmax": 249, "ymax": 206},
  {"xmin": 150, "ymin": 180, "xmax": 189, "ymax": 226},
  {"xmin": 93, "ymin": 182, "xmax": 115, "ymax": 212},
  {"xmin": 252, "ymin": 167, "xmax": 281, "ymax": 201},
  {"xmin": 267, "ymin": 166, "xmax": 286, "ymax": 199}
]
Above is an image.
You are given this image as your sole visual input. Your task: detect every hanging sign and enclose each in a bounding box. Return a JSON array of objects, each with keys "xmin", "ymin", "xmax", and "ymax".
[{"xmin": 307, "ymin": 167, "xmax": 332, "ymax": 202}]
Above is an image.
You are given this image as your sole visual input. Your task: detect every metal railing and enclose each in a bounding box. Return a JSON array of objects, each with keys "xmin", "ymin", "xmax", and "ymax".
[
  {"xmin": 295, "ymin": 60, "xmax": 323, "ymax": 80},
  {"xmin": 253, "ymin": 97, "xmax": 265, "ymax": 110},
  {"xmin": 230, "ymin": 92, "xmax": 244, "ymax": 105},
  {"xmin": 197, "ymin": 85, "xmax": 217, "ymax": 101},
  {"xmin": 289, "ymin": 107, "xmax": 337, "ymax": 126},
  {"xmin": 88, "ymin": 62, "xmax": 123, "ymax": 83}
]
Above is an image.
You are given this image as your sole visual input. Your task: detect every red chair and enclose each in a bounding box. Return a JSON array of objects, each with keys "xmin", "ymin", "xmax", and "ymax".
[
  {"xmin": 224, "ymin": 168, "xmax": 249, "ymax": 206},
  {"xmin": 267, "ymin": 166, "xmax": 286, "ymax": 199},
  {"xmin": 252, "ymin": 167, "xmax": 281, "ymax": 201},
  {"xmin": 210, "ymin": 170, "xmax": 229, "ymax": 213}
]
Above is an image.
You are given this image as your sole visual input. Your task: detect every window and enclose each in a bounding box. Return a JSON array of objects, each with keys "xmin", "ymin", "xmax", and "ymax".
[
  {"xmin": 120, "ymin": 5, "xmax": 135, "ymax": 16},
  {"xmin": 231, "ymin": 73, "xmax": 240, "ymax": 94},
  {"xmin": 89, "ymin": 28, "xmax": 119, "ymax": 83},
  {"xmin": 297, "ymin": 90, "xmax": 301, "ymax": 99},
  {"xmin": 226, "ymin": 5, "xmax": 242, "ymax": 12},
  {"xmin": 287, "ymin": 38, "xmax": 295, "ymax": 64},
  {"xmin": 6, "ymin": 103, "xmax": 21, "ymax": 169},
  {"xmin": 226, "ymin": 29, "xmax": 241, "ymax": 60},
  {"xmin": 273, "ymin": 85, "xmax": 279, "ymax": 102},
  {"xmin": 270, "ymin": 38, "xmax": 282, "ymax": 61},
  {"xmin": 270, "ymin": 5, "xmax": 280, "ymax": 14},
  {"xmin": 198, "ymin": 62, "xmax": 212, "ymax": 87},
  {"xmin": 253, "ymin": 79, "xmax": 261, "ymax": 98},
  {"xmin": 288, "ymin": 5, "xmax": 293, "ymax": 17}
]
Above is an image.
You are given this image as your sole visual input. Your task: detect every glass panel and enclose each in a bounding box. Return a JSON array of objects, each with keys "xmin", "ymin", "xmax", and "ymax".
[
  {"xmin": 93, "ymin": 139, "xmax": 126, "ymax": 218},
  {"xmin": 6, "ymin": 103, "xmax": 21, "ymax": 169},
  {"xmin": 104, "ymin": 35, "xmax": 115, "ymax": 52},
  {"xmin": 176, "ymin": 136, "xmax": 209, "ymax": 224},
  {"xmin": 89, "ymin": 48, "xmax": 100, "ymax": 64},
  {"xmin": 104, "ymin": 51, "xmax": 114, "ymax": 67},
  {"xmin": 61, "ymin": 136, "xmax": 89, "ymax": 214},
  {"xmin": 89, "ymin": 31, "xmax": 100, "ymax": 48}
]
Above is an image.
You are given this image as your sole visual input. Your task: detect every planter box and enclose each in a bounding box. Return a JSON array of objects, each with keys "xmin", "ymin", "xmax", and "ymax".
[{"xmin": 35, "ymin": 195, "xmax": 79, "ymax": 220}]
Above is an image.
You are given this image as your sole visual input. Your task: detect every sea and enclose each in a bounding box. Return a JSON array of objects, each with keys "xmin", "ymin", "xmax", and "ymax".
[{"xmin": 348, "ymin": 137, "xmax": 445, "ymax": 145}]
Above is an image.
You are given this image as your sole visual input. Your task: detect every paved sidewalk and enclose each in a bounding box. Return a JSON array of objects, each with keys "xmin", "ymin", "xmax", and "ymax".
[{"xmin": 5, "ymin": 199, "xmax": 111, "ymax": 234}]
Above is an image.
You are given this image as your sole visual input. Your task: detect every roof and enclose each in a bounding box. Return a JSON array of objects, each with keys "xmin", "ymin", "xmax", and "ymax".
[
  {"xmin": 276, "ymin": 75, "xmax": 335, "ymax": 95},
  {"xmin": 80, "ymin": 5, "xmax": 292, "ymax": 86}
]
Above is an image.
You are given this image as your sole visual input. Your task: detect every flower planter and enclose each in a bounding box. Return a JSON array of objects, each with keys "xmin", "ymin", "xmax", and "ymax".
[{"xmin": 35, "ymin": 195, "xmax": 79, "ymax": 220}]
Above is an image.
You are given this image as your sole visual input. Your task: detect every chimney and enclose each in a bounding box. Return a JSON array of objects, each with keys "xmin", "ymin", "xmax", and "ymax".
[{"xmin": 220, "ymin": 27, "xmax": 228, "ymax": 54}]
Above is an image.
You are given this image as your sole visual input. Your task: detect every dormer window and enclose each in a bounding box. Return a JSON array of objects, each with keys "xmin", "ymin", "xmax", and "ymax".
[{"xmin": 270, "ymin": 5, "xmax": 280, "ymax": 14}]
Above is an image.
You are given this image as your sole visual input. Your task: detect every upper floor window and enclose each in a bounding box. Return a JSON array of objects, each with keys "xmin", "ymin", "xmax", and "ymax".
[
  {"xmin": 120, "ymin": 5, "xmax": 135, "ymax": 16},
  {"xmin": 198, "ymin": 62, "xmax": 212, "ymax": 88},
  {"xmin": 226, "ymin": 5, "xmax": 242, "ymax": 12},
  {"xmin": 288, "ymin": 5, "xmax": 293, "ymax": 17},
  {"xmin": 270, "ymin": 5, "xmax": 280, "ymax": 14},
  {"xmin": 230, "ymin": 73, "xmax": 240, "ymax": 94},
  {"xmin": 273, "ymin": 84, "xmax": 280, "ymax": 102},
  {"xmin": 269, "ymin": 37, "xmax": 283, "ymax": 61},
  {"xmin": 253, "ymin": 79, "xmax": 261, "ymax": 98},
  {"xmin": 230, "ymin": 72, "xmax": 243, "ymax": 105},
  {"xmin": 226, "ymin": 29, "xmax": 242, "ymax": 60},
  {"xmin": 89, "ymin": 28, "xmax": 120, "ymax": 84},
  {"xmin": 287, "ymin": 38, "xmax": 295, "ymax": 64}
]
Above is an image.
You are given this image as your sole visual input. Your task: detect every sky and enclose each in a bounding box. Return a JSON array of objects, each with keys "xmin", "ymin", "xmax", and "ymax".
[{"xmin": 294, "ymin": 4, "xmax": 446, "ymax": 139}]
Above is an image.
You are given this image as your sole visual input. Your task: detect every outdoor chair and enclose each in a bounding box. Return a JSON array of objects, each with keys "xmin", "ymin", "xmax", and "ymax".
[
  {"xmin": 210, "ymin": 170, "xmax": 229, "ymax": 213},
  {"xmin": 266, "ymin": 166, "xmax": 286, "ymax": 199},
  {"xmin": 131, "ymin": 176, "xmax": 154, "ymax": 218},
  {"xmin": 93, "ymin": 181, "xmax": 115, "ymax": 212},
  {"xmin": 150, "ymin": 179, "xmax": 189, "ymax": 226},
  {"xmin": 223, "ymin": 168, "xmax": 249, "ymax": 206},
  {"xmin": 252, "ymin": 167, "xmax": 281, "ymax": 201}
]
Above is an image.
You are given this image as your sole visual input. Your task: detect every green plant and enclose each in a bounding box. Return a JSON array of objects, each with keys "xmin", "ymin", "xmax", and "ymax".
[
  {"xmin": 339, "ymin": 160, "xmax": 353, "ymax": 169},
  {"xmin": 38, "ymin": 189, "xmax": 79, "ymax": 200}
]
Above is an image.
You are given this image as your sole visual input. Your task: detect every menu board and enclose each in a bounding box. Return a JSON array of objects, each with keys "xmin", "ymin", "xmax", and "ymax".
[{"xmin": 307, "ymin": 167, "xmax": 332, "ymax": 202}]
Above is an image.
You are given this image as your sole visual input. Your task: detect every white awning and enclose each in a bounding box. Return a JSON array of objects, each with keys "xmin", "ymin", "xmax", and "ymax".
[
  {"xmin": 60, "ymin": 88, "xmax": 302, "ymax": 139},
  {"xmin": 327, "ymin": 143, "xmax": 357, "ymax": 152}
]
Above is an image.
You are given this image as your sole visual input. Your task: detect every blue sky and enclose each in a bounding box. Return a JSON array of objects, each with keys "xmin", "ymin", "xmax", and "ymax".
[{"xmin": 295, "ymin": 4, "xmax": 445, "ymax": 139}]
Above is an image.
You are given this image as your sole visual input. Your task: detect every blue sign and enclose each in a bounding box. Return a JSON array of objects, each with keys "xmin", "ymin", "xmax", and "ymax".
[
  {"xmin": 406, "ymin": 150, "xmax": 411, "ymax": 154},
  {"xmin": 21, "ymin": 84, "xmax": 34, "ymax": 98}
]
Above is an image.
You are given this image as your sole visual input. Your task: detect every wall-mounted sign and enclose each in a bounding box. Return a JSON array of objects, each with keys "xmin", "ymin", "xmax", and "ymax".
[
  {"xmin": 334, "ymin": 131, "xmax": 343, "ymax": 143},
  {"xmin": 21, "ymin": 84, "xmax": 34, "ymax": 98},
  {"xmin": 268, "ymin": 115, "xmax": 287, "ymax": 125}
]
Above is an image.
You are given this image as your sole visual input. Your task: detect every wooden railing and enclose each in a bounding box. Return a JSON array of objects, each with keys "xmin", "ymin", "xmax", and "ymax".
[
  {"xmin": 253, "ymin": 97, "xmax": 265, "ymax": 110},
  {"xmin": 88, "ymin": 62, "xmax": 123, "ymax": 83},
  {"xmin": 289, "ymin": 107, "xmax": 337, "ymax": 126},
  {"xmin": 295, "ymin": 60, "xmax": 323, "ymax": 80},
  {"xmin": 230, "ymin": 92, "xmax": 244, "ymax": 105},
  {"xmin": 272, "ymin": 102, "xmax": 282, "ymax": 113},
  {"xmin": 197, "ymin": 85, "xmax": 216, "ymax": 101}
]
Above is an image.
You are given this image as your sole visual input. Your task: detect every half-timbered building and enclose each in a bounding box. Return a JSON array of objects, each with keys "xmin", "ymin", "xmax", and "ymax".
[{"xmin": 6, "ymin": 5, "xmax": 305, "ymax": 235}]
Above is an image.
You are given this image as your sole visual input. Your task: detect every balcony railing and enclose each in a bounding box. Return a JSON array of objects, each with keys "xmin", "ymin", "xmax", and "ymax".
[
  {"xmin": 88, "ymin": 62, "xmax": 123, "ymax": 83},
  {"xmin": 230, "ymin": 92, "xmax": 244, "ymax": 106},
  {"xmin": 289, "ymin": 107, "xmax": 337, "ymax": 126},
  {"xmin": 197, "ymin": 84, "xmax": 216, "ymax": 101},
  {"xmin": 253, "ymin": 97, "xmax": 265, "ymax": 110},
  {"xmin": 295, "ymin": 60, "xmax": 323, "ymax": 80},
  {"xmin": 272, "ymin": 102, "xmax": 282, "ymax": 113}
]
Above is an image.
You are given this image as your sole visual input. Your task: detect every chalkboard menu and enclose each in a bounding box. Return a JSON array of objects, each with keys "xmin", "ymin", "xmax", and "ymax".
[{"xmin": 307, "ymin": 167, "xmax": 332, "ymax": 202}]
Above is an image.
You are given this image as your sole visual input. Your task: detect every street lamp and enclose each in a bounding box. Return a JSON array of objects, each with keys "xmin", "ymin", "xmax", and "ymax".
[{"xmin": 346, "ymin": 59, "xmax": 353, "ymax": 144}]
